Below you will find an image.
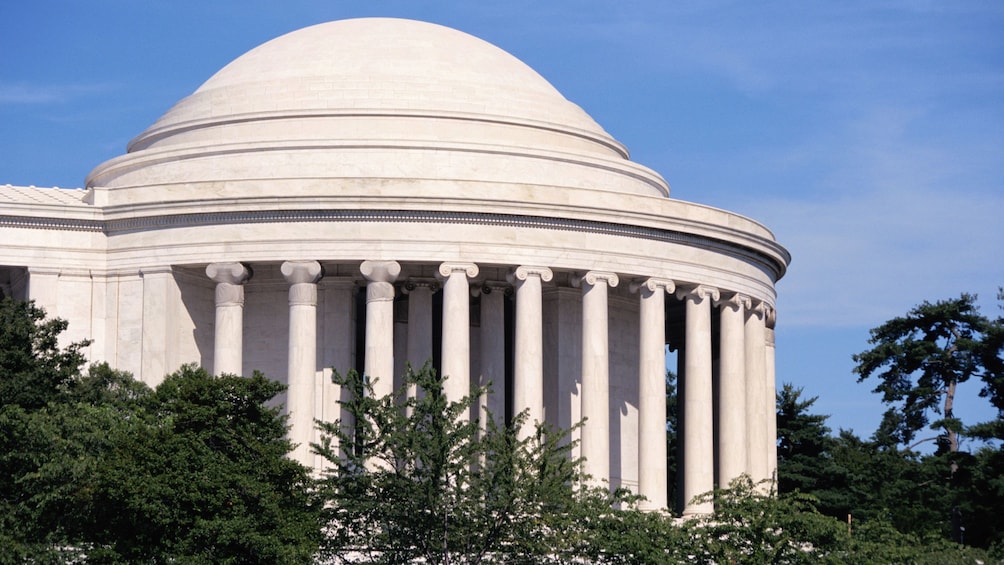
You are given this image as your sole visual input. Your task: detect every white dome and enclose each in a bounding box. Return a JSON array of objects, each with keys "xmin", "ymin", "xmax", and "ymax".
[
  {"xmin": 128, "ymin": 18, "xmax": 624, "ymax": 156},
  {"xmin": 86, "ymin": 18, "xmax": 668, "ymax": 202}
]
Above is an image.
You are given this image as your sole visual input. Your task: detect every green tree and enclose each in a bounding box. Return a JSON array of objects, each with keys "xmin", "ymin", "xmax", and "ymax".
[
  {"xmin": 774, "ymin": 383, "xmax": 878, "ymax": 525},
  {"xmin": 776, "ymin": 383, "xmax": 835, "ymax": 494},
  {"xmin": 84, "ymin": 365, "xmax": 322, "ymax": 563},
  {"xmin": 315, "ymin": 363, "xmax": 639, "ymax": 564},
  {"xmin": 682, "ymin": 477, "xmax": 847, "ymax": 564},
  {"xmin": 0, "ymin": 297, "xmax": 88, "ymax": 410},
  {"xmin": 853, "ymin": 294, "xmax": 998, "ymax": 453},
  {"xmin": 976, "ymin": 288, "xmax": 1004, "ymax": 416},
  {"xmin": 0, "ymin": 298, "xmax": 321, "ymax": 563},
  {"xmin": 682, "ymin": 477, "xmax": 996, "ymax": 564}
]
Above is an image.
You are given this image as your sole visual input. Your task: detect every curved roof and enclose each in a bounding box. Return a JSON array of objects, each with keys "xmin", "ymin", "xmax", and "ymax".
[
  {"xmin": 126, "ymin": 18, "xmax": 624, "ymax": 157},
  {"xmin": 86, "ymin": 18, "xmax": 671, "ymax": 204}
]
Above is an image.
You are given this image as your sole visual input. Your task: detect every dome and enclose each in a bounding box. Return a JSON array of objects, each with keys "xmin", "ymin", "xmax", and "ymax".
[
  {"xmin": 127, "ymin": 18, "xmax": 624, "ymax": 156},
  {"xmin": 86, "ymin": 18, "xmax": 668, "ymax": 204}
]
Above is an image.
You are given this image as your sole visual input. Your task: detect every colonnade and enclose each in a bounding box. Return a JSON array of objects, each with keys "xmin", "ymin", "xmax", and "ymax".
[{"xmin": 205, "ymin": 260, "xmax": 775, "ymax": 514}]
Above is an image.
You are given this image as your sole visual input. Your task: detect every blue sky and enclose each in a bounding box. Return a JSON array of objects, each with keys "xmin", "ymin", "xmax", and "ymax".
[{"xmin": 2, "ymin": 1, "xmax": 1002, "ymax": 443}]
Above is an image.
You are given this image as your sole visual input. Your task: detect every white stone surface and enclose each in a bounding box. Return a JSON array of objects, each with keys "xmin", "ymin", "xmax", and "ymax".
[
  {"xmin": 635, "ymin": 278, "xmax": 674, "ymax": 510},
  {"xmin": 575, "ymin": 271, "xmax": 619, "ymax": 488},
  {"xmin": 438, "ymin": 262, "xmax": 478, "ymax": 408},
  {"xmin": 677, "ymin": 284, "xmax": 719, "ymax": 516},
  {"xmin": 0, "ymin": 17, "xmax": 792, "ymax": 514},
  {"xmin": 282, "ymin": 260, "xmax": 323, "ymax": 467},
  {"xmin": 716, "ymin": 292, "xmax": 750, "ymax": 487}
]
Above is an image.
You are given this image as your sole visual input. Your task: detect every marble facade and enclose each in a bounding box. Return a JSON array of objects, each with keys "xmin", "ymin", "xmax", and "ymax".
[{"xmin": 0, "ymin": 18, "xmax": 789, "ymax": 514}]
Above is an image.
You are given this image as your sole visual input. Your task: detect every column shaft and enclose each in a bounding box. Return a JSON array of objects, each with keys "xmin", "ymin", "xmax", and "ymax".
[
  {"xmin": 745, "ymin": 301, "xmax": 768, "ymax": 484},
  {"xmin": 282, "ymin": 260, "xmax": 323, "ymax": 468},
  {"xmin": 634, "ymin": 277, "xmax": 674, "ymax": 510},
  {"xmin": 438, "ymin": 263, "xmax": 479, "ymax": 406},
  {"xmin": 677, "ymin": 284, "xmax": 719, "ymax": 516},
  {"xmin": 479, "ymin": 284, "xmax": 507, "ymax": 427},
  {"xmin": 319, "ymin": 278, "xmax": 356, "ymax": 468},
  {"xmin": 361, "ymin": 261, "xmax": 401, "ymax": 400},
  {"xmin": 206, "ymin": 262, "xmax": 252, "ymax": 376},
  {"xmin": 508, "ymin": 266, "xmax": 552, "ymax": 440},
  {"xmin": 716, "ymin": 293, "xmax": 749, "ymax": 488},
  {"xmin": 405, "ymin": 282, "xmax": 435, "ymax": 369},
  {"xmin": 765, "ymin": 310, "xmax": 778, "ymax": 484},
  {"xmin": 576, "ymin": 271, "xmax": 619, "ymax": 487}
]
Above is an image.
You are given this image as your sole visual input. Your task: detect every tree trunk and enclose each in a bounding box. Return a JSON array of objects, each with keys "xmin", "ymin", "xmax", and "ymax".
[
  {"xmin": 944, "ymin": 377, "xmax": 958, "ymax": 452},
  {"xmin": 945, "ymin": 326, "xmax": 960, "ymax": 453}
]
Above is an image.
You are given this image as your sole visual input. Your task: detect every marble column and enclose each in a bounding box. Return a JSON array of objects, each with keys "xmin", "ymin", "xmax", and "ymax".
[
  {"xmin": 676, "ymin": 284, "xmax": 719, "ymax": 516},
  {"xmin": 438, "ymin": 262, "xmax": 479, "ymax": 407},
  {"xmin": 404, "ymin": 280, "xmax": 436, "ymax": 371},
  {"xmin": 205, "ymin": 262, "xmax": 252, "ymax": 376},
  {"xmin": 574, "ymin": 271, "xmax": 619, "ymax": 487},
  {"xmin": 402, "ymin": 279, "xmax": 436, "ymax": 413},
  {"xmin": 715, "ymin": 292, "xmax": 750, "ymax": 488},
  {"xmin": 745, "ymin": 300, "xmax": 768, "ymax": 485},
  {"xmin": 318, "ymin": 277, "xmax": 357, "ymax": 467},
  {"xmin": 478, "ymin": 282, "xmax": 507, "ymax": 428},
  {"xmin": 360, "ymin": 260, "xmax": 401, "ymax": 400},
  {"xmin": 633, "ymin": 277, "xmax": 675, "ymax": 510},
  {"xmin": 765, "ymin": 307, "xmax": 778, "ymax": 485},
  {"xmin": 281, "ymin": 260, "xmax": 323, "ymax": 467},
  {"xmin": 508, "ymin": 265, "xmax": 552, "ymax": 440}
]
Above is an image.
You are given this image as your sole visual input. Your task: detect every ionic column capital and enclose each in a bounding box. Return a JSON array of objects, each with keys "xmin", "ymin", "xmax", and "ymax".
[
  {"xmin": 206, "ymin": 262, "xmax": 253, "ymax": 286},
  {"xmin": 765, "ymin": 304, "xmax": 777, "ymax": 329},
  {"xmin": 675, "ymin": 283, "xmax": 720, "ymax": 304},
  {"xmin": 571, "ymin": 270, "xmax": 620, "ymax": 289},
  {"xmin": 402, "ymin": 278, "xmax": 439, "ymax": 294},
  {"xmin": 508, "ymin": 265, "xmax": 553, "ymax": 284},
  {"xmin": 437, "ymin": 262, "xmax": 479, "ymax": 280},
  {"xmin": 361, "ymin": 260, "xmax": 400, "ymax": 302},
  {"xmin": 360, "ymin": 260, "xmax": 401, "ymax": 284},
  {"xmin": 207, "ymin": 262, "xmax": 253, "ymax": 307},
  {"xmin": 281, "ymin": 260, "xmax": 323, "ymax": 285},
  {"xmin": 630, "ymin": 277, "xmax": 676, "ymax": 295},
  {"xmin": 745, "ymin": 299, "xmax": 768, "ymax": 321},
  {"xmin": 473, "ymin": 280, "xmax": 511, "ymax": 298},
  {"xmin": 715, "ymin": 291, "xmax": 751, "ymax": 312}
]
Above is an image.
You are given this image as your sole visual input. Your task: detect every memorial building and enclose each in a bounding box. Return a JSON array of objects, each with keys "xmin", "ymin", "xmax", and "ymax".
[{"xmin": 0, "ymin": 18, "xmax": 790, "ymax": 514}]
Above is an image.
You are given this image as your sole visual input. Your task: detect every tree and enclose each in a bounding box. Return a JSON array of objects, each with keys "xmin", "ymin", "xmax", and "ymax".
[
  {"xmin": 774, "ymin": 383, "xmax": 878, "ymax": 524},
  {"xmin": 776, "ymin": 383, "xmax": 835, "ymax": 494},
  {"xmin": 853, "ymin": 294, "xmax": 998, "ymax": 453},
  {"xmin": 0, "ymin": 297, "xmax": 88, "ymax": 410},
  {"xmin": 0, "ymin": 298, "xmax": 321, "ymax": 562},
  {"xmin": 315, "ymin": 363, "xmax": 640, "ymax": 564},
  {"xmin": 84, "ymin": 365, "xmax": 322, "ymax": 563},
  {"xmin": 681, "ymin": 477, "xmax": 847, "ymax": 564},
  {"xmin": 976, "ymin": 288, "xmax": 1004, "ymax": 417},
  {"xmin": 682, "ymin": 476, "xmax": 996, "ymax": 564}
]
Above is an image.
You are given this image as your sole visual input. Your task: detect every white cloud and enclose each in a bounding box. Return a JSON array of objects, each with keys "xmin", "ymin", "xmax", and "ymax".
[{"xmin": 0, "ymin": 82, "xmax": 112, "ymax": 106}]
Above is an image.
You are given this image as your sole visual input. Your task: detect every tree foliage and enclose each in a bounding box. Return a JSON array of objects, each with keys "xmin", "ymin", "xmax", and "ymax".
[
  {"xmin": 776, "ymin": 378, "xmax": 1004, "ymax": 552},
  {"xmin": 0, "ymin": 297, "xmax": 88, "ymax": 410},
  {"xmin": 776, "ymin": 384, "xmax": 835, "ymax": 495},
  {"xmin": 853, "ymin": 294, "xmax": 1000, "ymax": 452},
  {"xmin": 5, "ymin": 295, "xmax": 1004, "ymax": 562},
  {"xmin": 0, "ymin": 298, "xmax": 320, "ymax": 563},
  {"xmin": 84, "ymin": 365, "xmax": 322, "ymax": 563},
  {"xmin": 315, "ymin": 363, "xmax": 647, "ymax": 564}
]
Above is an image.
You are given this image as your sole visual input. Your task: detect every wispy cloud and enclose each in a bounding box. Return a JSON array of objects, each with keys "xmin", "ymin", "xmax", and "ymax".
[{"xmin": 0, "ymin": 82, "xmax": 114, "ymax": 106}]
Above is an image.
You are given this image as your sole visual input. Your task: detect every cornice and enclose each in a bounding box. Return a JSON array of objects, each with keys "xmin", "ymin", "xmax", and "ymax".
[{"xmin": 1, "ymin": 208, "xmax": 789, "ymax": 281}]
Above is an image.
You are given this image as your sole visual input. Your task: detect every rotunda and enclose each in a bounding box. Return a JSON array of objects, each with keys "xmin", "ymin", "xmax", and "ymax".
[{"xmin": 0, "ymin": 18, "xmax": 789, "ymax": 515}]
